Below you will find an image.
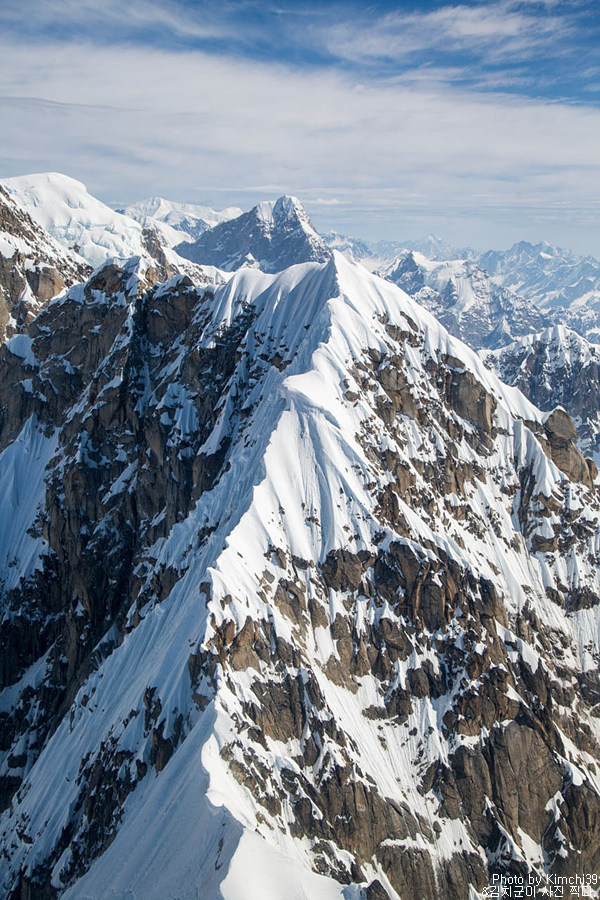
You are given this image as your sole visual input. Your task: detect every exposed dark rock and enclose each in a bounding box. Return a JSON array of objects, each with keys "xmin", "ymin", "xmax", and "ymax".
[
  {"xmin": 544, "ymin": 407, "xmax": 592, "ymax": 486},
  {"xmin": 176, "ymin": 195, "xmax": 331, "ymax": 272},
  {"xmin": 320, "ymin": 549, "xmax": 365, "ymax": 592}
]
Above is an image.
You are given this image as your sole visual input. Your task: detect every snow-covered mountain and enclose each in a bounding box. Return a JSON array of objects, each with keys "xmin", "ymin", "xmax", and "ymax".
[
  {"xmin": 383, "ymin": 250, "xmax": 549, "ymax": 349},
  {"xmin": 481, "ymin": 240, "xmax": 600, "ymax": 309},
  {"xmin": 2, "ymin": 173, "xmax": 150, "ymax": 269},
  {"xmin": 120, "ymin": 197, "xmax": 244, "ymax": 247},
  {"xmin": 480, "ymin": 241, "xmax": 600, "ymax": 341},
  {"xmin": 399, "ymin": 233, "xmax": 474, "ymax": 263},
  {"xmin": 176, "ymin": 195, "xmax": 332, "ymax": 272},
  {"xmin": 1, "ymin": 248, "xmax": 600, "ymax": 899},
  {"xmin": 324, "ymin": 232, "xmax": 406, "ymax": 270},
  {"xmin": 1, "ymin": 173, "xmax": 230, "ymax": 291},
  {"xmin": 482, "ymin": 324, "xmax": 600, "ymax": 461},
  {"xmin": 0, "ymin": 184, "xmax": 90, "ymax": 341},
  {"xmin": 325, "ymin": 232, "xmax": 600, "ymax": 346},
  {"xmin": 324, "ymin": 233, "xmax": 474, "ymax": 272}
]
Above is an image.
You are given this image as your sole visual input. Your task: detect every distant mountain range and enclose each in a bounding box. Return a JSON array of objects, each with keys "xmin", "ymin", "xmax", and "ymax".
[
  {"xmin": 325, "ymin": 231, "xmax": 475, "ymax": 267},
  {"xmin": 324, "ymin": 232, "xmax": 600, "ymax": 343},
  {"xmin": 382, "ymin": 250, "xmax": 550, "ymax": 350},
  {"xmin": 120, "ymin": 197, "xmax": 243, "ymax": 246}
]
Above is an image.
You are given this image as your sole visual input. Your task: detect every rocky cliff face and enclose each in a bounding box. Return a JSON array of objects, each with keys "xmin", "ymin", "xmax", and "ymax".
[
  {"xmin": 483, "ymin": 325, "xmax": 600, "ymax": 462},
  {"xmin": 176, "ymin": 195, "xmax": 332, "ymax": 272},
  {"xmin": 1, "ymin": 252, "xmax": 600, "ymax": 899},
  {"xmin": 0, "ymin": 186, "xmax": 90, "ymax": 342}
]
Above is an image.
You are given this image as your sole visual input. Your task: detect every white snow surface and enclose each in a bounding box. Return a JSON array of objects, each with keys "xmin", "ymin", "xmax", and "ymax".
[
  {"xmin": 122, "ymin": 196, "xmax": 243, "ymax": 245},
  {"xmin": 1, "ymin": 173, "xmax": 149, "ymax": 268},
  {"xmin": 0, "ymin": 417, "xmax": 57, "ymax": 594}
]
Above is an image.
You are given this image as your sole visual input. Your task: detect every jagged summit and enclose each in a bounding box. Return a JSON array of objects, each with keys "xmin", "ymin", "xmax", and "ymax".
[
  {"xmin": 256, "ymin": 193, "xmax": 307, "ymax": 221},
  {"xmin": 2, "ymin": 171, "xmax": 600, "ymax": 898},
  {"xmin": 482, "ymin": 239, "xmax": 570, "ymax": 273},
  {"xmin": 175, "ymin": 193, "xmax": 332, "ymax": 273}
]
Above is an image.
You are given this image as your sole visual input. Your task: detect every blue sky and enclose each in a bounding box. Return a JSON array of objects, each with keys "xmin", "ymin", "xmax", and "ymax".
[{"xmin": 1, "ymin": 0, "xmax": 599, "ymax": 252}]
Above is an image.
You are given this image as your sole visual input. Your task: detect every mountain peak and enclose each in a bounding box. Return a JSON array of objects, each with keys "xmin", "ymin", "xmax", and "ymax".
[
  {"xmin": 3, "ymin": 247, "xmax": 600, "ymax": 897},
  {"xmin": 4, "ymin": 171, "xmax": 88, "ymax": 197},
  {"xmin": 253, "ymin": 195, "xmax": 310, "ymax": 227},
  {"xmin": 273, "ymin": 193, "xmax": 306, "ymax": 214},
  {"xmin": 396, "ymin": 233, "xmax": 476, "ymax": 262},
  {"xmin": 175, "ymin": 194, "xmax": 331, "ymax": 273}
]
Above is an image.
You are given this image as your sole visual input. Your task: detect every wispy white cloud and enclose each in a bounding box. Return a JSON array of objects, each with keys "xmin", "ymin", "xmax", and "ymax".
[
  {"xmin": 313, "ymin": 197, "xmax": 344, "ymax": 206},
  {"xmin": 317, "ymin": 0, "xmax": 574, "ymax": 71},
  {"xmin": 0, "ymin": 0, "xmax": 230, "ymax": 43},
  {"xmin": 0, "ymin": 1, "xmax": 598, "ymax": 252}
]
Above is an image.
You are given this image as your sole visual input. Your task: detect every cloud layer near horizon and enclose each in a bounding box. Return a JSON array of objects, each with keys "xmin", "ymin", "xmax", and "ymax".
[{"xmin": 1, "ymin": 0, "xmax": 599, "ymax": 253}]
